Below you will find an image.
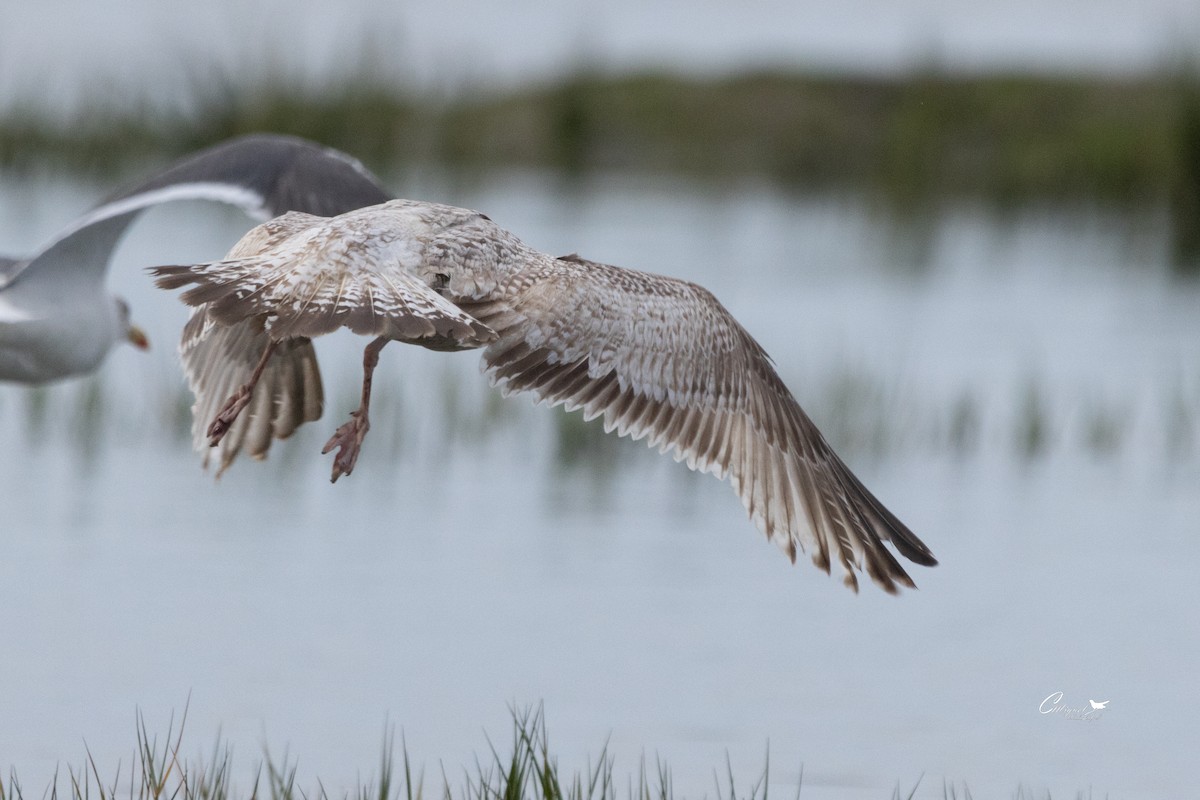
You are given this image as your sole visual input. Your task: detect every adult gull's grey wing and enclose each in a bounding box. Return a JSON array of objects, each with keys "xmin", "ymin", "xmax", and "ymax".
[
  {"xmin": 458, "ymin": 254, "xmax": 937, "ymax": 593},
  {"xmin": 117, "ymin": 133, "xmax": 391, "ymax": 220},
  {"xmin": 0, "ymin": 133, "xmax": 391, "ymax": 293},
  {"xmin": 0, "ymin": 134, "xmax": 391, "ymax": 384}
]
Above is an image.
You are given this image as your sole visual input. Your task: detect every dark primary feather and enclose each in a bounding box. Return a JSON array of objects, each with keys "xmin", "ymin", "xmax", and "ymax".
[
  {"xmin": 3, "ymin": 134, "xmax": 392, "ymax": 294},
  {"xmin": 105, "ymin": 133, "xmax": 391, "ymax": 218}
]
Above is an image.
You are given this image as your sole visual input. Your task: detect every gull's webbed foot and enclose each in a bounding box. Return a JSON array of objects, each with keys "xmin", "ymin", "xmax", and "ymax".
[
  {"xmin": 207, "ymin": 386, "xmax": 253, "ymax": 446},
  {"xmin": 321, "ymin": 409, "xmax": 370, "ymax": 483}
]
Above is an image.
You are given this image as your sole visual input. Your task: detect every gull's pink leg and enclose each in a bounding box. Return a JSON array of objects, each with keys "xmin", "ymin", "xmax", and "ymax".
[
  {"xmin": 208, "ymin": 340, "xmax": 279, "ymax": 447},
  {"xmin": 322, "ymin": 336, "xmax": 389, "ymax": 483}
]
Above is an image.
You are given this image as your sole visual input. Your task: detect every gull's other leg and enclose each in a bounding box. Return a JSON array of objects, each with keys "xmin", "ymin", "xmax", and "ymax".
[
  {"xmin": 208, "ymin": 340, "xmax": 279, "ymax": 446},
  {"xmin": 322, "ymin": 336, "xmax": 389, "ymax": 483}
]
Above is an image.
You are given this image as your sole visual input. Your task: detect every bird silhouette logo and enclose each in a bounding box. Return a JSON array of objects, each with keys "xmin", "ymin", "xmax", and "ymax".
[{"xmin": 1089, "ymin": 700, "xmax": 1109, "ymax": 710}]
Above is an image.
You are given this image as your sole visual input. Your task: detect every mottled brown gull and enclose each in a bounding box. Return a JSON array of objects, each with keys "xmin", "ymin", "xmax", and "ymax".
[
  {"xmin": 0, "ymin": 134, "xmax": 389, "ymax": 384},
  {"xmin": 153, "ymin": 198, "xmax": 937, "ymax": 593}
]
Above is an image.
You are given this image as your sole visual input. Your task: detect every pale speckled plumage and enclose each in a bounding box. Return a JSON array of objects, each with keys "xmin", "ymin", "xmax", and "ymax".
[
  {"xmin": 154, "ymin": 198, "xmax": 937, "ymax": 593},
  {"xmin": 179, "ymin": 307, "xmax": 323, "ymax": 475}
]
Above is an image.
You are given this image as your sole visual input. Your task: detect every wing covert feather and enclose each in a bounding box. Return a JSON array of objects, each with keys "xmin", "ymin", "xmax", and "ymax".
[
  {"xmin": 464, "ymin": 254, "xmax": 936, "ymax": 593},
  {"xmin": 153, "ymin": 211, "xmax": 495, "ymax": 348}
]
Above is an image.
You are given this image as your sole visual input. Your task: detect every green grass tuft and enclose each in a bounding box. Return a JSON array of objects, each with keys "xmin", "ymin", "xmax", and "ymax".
[{"xmin": 0, "ymin": 706, "xmax": 1123, "ymax": 800}]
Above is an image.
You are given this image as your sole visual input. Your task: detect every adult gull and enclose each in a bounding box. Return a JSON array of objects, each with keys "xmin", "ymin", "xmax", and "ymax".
[
  {"xmin": 0, "ymin": 133, "xmax": 390, "ymax": 384},
  {"xmin": 153, "ymin": 199, "xmax": 937, "ymax": 593}
]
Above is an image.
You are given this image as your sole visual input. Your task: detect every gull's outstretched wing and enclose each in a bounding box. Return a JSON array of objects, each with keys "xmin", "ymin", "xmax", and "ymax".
[
  {"xmin": 148, "ymin": 197, "xmax": 934, "ymax": 590},
  {"xmin": 460, "ymin": 254, "xmax": 937, "ymax": 593},
  {"xmin": 115, "ymin": 133, "xmax": 391, "ymax": 220},
  {"xmin": 180, "ymin": 305, "xmax": 324, "ymax": 476},
  {"xmin": 1, "ymin": 133, "xmax": 391, "ymax": 294}
]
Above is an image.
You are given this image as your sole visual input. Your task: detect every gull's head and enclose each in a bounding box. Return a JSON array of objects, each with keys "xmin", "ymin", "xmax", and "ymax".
[{"xmin": 114, "ymin": 297, "xmax": 150, "ymax": 351}]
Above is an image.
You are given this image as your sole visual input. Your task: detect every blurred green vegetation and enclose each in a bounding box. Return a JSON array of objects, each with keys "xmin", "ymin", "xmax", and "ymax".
[{"xmin": 3, "ymin": 67, "xmax": 1200, "ymax": 267}]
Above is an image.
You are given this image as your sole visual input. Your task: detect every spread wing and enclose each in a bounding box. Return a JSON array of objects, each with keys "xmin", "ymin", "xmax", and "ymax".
[
  {"xmin": 462, "ymin": 254, "xmax": 937, "ymax": 593},
  {"xmin": 0, "ymin": 256, "xmax": 18, "ymax": 280},
  {"xmin": 180, "ymin": 306, "xmax": 324, "ymax": 476},
  {"xmin": 113, "ymin": 133, "xmax": 390, "ymax": 220},
  {"xmin": 1, "ymin": 134, "xmax": 390, "ymax": 292}
]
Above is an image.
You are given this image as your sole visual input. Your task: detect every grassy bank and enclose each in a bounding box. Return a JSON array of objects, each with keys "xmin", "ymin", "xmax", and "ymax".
[
  {"xmin": 0, "ymin": 70, "xmax": 1193, "ymax": 199},
  {"xmin": 3, "ymin": 68, "xmax": 1199, "ymax": 267}
]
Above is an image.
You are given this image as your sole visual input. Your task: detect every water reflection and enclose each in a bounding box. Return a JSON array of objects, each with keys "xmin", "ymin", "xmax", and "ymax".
[
  {"xmin": 8, "ymin": 350, "xmax": 1196, "ymax": 476},
  {"xmin": 2, "ymin": 171, "xmax": 1199, "ymax": 799}
]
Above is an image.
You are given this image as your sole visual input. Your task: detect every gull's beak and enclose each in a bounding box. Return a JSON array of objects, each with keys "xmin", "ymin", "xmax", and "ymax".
[{"xmin": 127, "ymin": 324, "xmax": 150, "ymax": 351}]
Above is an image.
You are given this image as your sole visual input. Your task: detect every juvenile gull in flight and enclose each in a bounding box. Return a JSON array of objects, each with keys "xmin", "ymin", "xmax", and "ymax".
[
  {"xmin": 0, "ymin": 134, "xmax": 390, "ymax": 384},
  {"xmin": 154, "ymin": 199, "xmax": 937, "ymax": 593}
]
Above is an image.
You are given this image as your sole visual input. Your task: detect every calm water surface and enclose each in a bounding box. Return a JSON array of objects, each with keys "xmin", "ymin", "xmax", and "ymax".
[{"xmin": 1, "ymin": 171, "xmax": 1198, "ymax": 799}]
